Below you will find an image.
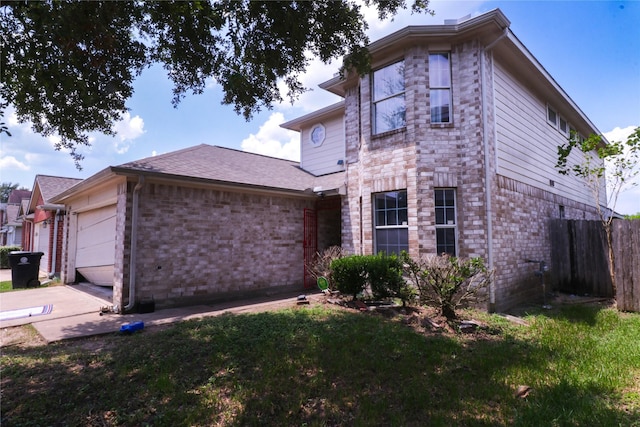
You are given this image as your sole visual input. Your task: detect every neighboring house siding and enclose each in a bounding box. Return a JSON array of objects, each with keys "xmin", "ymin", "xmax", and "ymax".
[
  {"xmin": 127, "ymin": 182, "xmax": 315, "ymax": 308},
  {"xmin": 494, "ymin": 61, "xmax": 602, "ymax": 207},
  {"xmin": 300, "ymin": 114, "xmax": 345, "ymax": 176}
]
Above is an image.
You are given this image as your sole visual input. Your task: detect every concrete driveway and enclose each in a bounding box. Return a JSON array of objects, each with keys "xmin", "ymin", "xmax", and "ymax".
[{"xmin": 1, "ymin": 269, "xmax": 324, "ymax": 344}]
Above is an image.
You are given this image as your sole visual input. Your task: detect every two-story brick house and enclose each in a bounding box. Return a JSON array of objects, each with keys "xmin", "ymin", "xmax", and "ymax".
[
  {"xmin": 282, "ymin": 8, "xmax": 603, "ymax": 310},
  {"xmin": 52, "ymin": 8, "xmax": 603, "ymax": 313}
]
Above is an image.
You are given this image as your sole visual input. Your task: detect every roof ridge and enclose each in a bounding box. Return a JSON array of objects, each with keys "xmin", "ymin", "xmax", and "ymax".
[
  {"xmin": 35, "ymin": 174, "xmax": 83, "ymax": 180},
  {"xmin": 117, "ymin": 143, "xmax": 213, "ymax": 166},
  {"xmin": 214, "ymin": 145, "xmax": 300, "ymax": 164}
]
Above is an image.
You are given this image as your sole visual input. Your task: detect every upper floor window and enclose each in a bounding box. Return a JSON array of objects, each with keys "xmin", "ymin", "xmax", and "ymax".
[
  {"xmin": 374, "ymin": 190, "xmax": 408, "ymax": 255},
  {"xmin": 547, "ymin": 105, "xmax": 558, "ymax": 127},
  {"xmin": 373, "ymin": 61, "xmax": 406, "ymax": 134},
  {"xmin": 429, "ymin": 53, "xmax": 452, "ymax": 123}
]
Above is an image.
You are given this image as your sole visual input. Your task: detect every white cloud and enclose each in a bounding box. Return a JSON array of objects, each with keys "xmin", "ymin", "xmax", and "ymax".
[
  {"xmin": 111, "ymin": 112, "xmax": 145, "ymax": 154},
  {"xmin": 603, "ymin": 125, "xmax": 637, "ymax": 144},
  {"xmin": 603, "ymin": 125, "xmax": 640, "ymax": 215},
  {"xmin": 241, "ymin": 112, "xmax": 300, "ymax": 161},
  {"xmin": 0, "ymin": 155, "xmax": 29, "ymax": 171}
]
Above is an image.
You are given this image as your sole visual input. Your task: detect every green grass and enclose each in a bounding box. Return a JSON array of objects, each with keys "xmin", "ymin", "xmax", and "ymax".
[
  {"xmin": 0, "ymin": 280, "xmax": 12, "ymax": 292},
  {"xmin": 1, "ymin": 304, "xmax": 639, "ymax": 426}
]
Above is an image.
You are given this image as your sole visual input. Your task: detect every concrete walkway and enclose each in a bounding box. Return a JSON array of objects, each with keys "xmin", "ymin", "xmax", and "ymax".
[{"xmin": 0, "ymin": 269, "xmax": 324, "ymax": 344}]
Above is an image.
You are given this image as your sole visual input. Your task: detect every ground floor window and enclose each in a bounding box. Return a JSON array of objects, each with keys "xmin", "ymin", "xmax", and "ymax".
[
  {"xmin": 435, "ymin": 188, "xmax": 457, "ymax": 256},
  {"xmin": 374, "ymin": 190, "xmax": 408, "ymax": 255}
]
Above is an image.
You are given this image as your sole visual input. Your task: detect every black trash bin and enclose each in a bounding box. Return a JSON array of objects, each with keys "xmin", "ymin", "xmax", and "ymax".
[{"xmin": 8, "ymin": 251, "xmax": 44, "ymax": 289}]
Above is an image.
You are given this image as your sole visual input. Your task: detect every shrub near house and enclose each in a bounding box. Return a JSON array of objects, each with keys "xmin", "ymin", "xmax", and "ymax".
[{"xmin": 330, "ymin": 252, "xmax": 490, "ymax": 318}]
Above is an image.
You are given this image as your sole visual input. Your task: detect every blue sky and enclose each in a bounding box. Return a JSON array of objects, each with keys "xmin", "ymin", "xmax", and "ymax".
[{"xmin": 1, "ymin": 0, "xmax": 639, "ymax": 213}]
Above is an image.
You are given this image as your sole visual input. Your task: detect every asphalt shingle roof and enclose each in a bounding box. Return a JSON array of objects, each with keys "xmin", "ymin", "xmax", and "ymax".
[
  {"xmin": 7, "ymin": 190, "xmax": 31, "ymax": 204},
  {"xmin": 113, "ymin": 144, "xmax": 343, "ymax": 193},
  {"xmin": 36, "ymin": 175, "xmax": 83, "ymax": 202}
]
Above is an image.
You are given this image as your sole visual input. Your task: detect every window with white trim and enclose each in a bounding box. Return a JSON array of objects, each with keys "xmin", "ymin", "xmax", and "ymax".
[
  {"xmin": 374, "ymin": 190, "xmax": 408, "ymax": 255},
  {"xmin": 434, "ymin": 188, "xmax": 457, "ymax": 256},
  {"xmin": 429, "ymin": 53, "xmax": 452, "ymax": 123},
  {"xmin": 559, "ymin": 116, "xmax": 568, "ymax": 135},
  {"xmin": 372, "ymin": 61, "xmax": 406, "ymax": 134},
  {"xmin": 547, "ymin": 105, "xmax": 558, "ymax": 127}
]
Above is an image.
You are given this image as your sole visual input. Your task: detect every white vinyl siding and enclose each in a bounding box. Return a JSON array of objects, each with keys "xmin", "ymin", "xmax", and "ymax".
[
  {"xmin": 300, "ymin": 114, "xmax": 345, "ymax": 176},
  {"xmin": 493, "ymin": 62, "xmax": 603, "ymax": 208}
]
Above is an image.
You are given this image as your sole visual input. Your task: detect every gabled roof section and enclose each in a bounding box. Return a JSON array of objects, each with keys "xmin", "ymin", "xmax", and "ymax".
[
  {"xmin": 52, "ymin": 145, "xmax": 346, "ymax": 202},
  {"xmin": 7, "ymin": 189, "xmax": 31, "ymax": 204},
  {"xmin": 111, "ymin": 144, "xmax": 319, "ymax": 191},
  {"xmin": 5, "ymin": 204, "xmax": 21, "ymax": 226},
  {"xmin": 28, "ymin": 175, "xmax": 83, "ymax": 212}
]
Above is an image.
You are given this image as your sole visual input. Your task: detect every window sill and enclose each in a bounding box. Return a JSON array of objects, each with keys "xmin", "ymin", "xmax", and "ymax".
[
  {"xmin": 430, "ymin": 122, "xmax": 454, "ymax": 129},
  {"xmin": 372, "ymin": 127, "xmax": 407, "ymax": 140}
]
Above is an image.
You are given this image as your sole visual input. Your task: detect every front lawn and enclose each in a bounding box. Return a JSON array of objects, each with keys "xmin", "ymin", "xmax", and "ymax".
[{"xmin": 1, "ymin": 303, "xmax": 639, "ymax": 426}]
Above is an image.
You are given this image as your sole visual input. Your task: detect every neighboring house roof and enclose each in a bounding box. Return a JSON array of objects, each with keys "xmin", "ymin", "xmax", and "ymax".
[
  {"xmin": 52, "ymin": 145, "xmax": 346, "ymax": 203},
  {"xmin": 27, "ymin": 175, "xmax": 84, "ymax": 213},
  {"xmin": 7, "ymin": 189, "xmax": 31, "ymax": 204},
  {"xmin": 38, "ymin": 175, "xmax": 84, "ymax": 202},
  {"xmin": 5, "ymin": 204, "xmax": 21, "ymax": 226}
]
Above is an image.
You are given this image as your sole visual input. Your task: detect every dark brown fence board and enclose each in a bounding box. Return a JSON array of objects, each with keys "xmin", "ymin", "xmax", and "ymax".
[
  {"xmin": 614, "ymin": 220, "xmax": 640, "ymax": 312},
  {"xmin": 550, "ymin": 219, "xmax": 612, "ymax": 297}
]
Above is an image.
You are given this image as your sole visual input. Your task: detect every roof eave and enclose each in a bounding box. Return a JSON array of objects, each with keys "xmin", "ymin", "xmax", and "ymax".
[
  {"xmin": 49, "ymin": 168, "xmax": 116, "ymax": 203},
  {"xmin": 108, "ymin": 167, "xmax": 321, "ymax": 199},
  {"xmin": 280, "ymin": 101, "xmax": 345, "ymax": 131}
]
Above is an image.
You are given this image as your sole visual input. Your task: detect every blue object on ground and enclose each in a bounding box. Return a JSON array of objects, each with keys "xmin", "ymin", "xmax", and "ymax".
[{"xmin": 120, "ymin": 321, "xmax": 144, "ymax": 334}]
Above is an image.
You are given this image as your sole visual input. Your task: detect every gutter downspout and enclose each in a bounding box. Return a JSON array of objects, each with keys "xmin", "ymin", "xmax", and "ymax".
[
  {"xmin": 124, "ymin": 176, "xmax": 145, "ymax": 313},
  {"xmin": 481, "ymin": 28, "xmax": 508, "ymax": 312},
  {"xmin": 49, "ymin": 209, "xmax": 60, "ymax": 279}
]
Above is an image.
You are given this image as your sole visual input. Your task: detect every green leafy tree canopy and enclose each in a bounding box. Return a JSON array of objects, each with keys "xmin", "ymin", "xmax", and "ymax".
[
  {"xmin": 0, "ymin": 0, "xmax": 433, "ymax": 168},
  {"xmin": 0, "ymin": 182, "xmax": 19, "ymax": 203}
]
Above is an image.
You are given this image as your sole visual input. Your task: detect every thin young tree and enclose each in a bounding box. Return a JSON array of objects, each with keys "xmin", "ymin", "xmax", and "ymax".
[{"xmin": 556, "ymin": 126, "xmax": 640, "ymax": 295}]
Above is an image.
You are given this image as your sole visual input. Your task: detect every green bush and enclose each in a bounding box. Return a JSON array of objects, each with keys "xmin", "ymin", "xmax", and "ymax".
[
  {"xmin": 401, "ymin": 252, "xmax": 492, "ymax": 319},
  {"xmin": 330, "ymin": 253, "xmax": 415, "ymax": 305},
  {"xmin": 330, "ymin": 255, "xmax": 368, "ymax": 299},
  {"xmin": 366, "ymin": 253, "xmax": 415, "ymax": 306},
  {"xmin": 0, "ymin": 246, "xmax": 21, "ymax": 269}
]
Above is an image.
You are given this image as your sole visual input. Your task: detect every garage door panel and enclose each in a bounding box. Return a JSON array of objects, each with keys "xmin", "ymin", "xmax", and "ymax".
[
  {"xmin": 77, "ymin": 266, "xmax": 114, "ymax": 287},
  {"xmin": 76, "ymin": 241, "xmax": 115, "ymax": 267},
  {"xmin": 75, "ymin": 205, "xmax": 116, "ymax": 286}
]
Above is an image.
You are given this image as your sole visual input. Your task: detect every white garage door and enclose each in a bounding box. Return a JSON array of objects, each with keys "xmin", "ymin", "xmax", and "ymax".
[
  {"xmin": 34, "ymin": 223, "xmax": 50, "ymax": 274},
  {"xmin": 75, "ymin": 205, "xmax": 116, "ymax": 286}
]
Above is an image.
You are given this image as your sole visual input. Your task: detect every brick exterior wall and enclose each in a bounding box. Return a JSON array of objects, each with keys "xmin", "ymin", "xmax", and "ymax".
[
  {"xmin": 339, "ymin": 39, "xmax": 598, "ymax": 311},
  {"xmin": 114, "ymin": 181, "xmax": 316, "ymax": 310}
]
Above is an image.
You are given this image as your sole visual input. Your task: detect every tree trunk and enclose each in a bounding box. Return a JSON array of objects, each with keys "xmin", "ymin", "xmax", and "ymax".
[{"xmin": 604, "ymin": 224, "xmax": 616, "ymax": 296}]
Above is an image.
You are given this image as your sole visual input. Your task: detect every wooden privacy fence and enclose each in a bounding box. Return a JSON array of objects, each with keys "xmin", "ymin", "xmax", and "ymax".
[
  {"xmin": 549, "ymin": 219, "xmax": 640, "ymax": 312},
  {"xmin": 613, "ymin": 220, "xmax": 640, "ymax": 312}
]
